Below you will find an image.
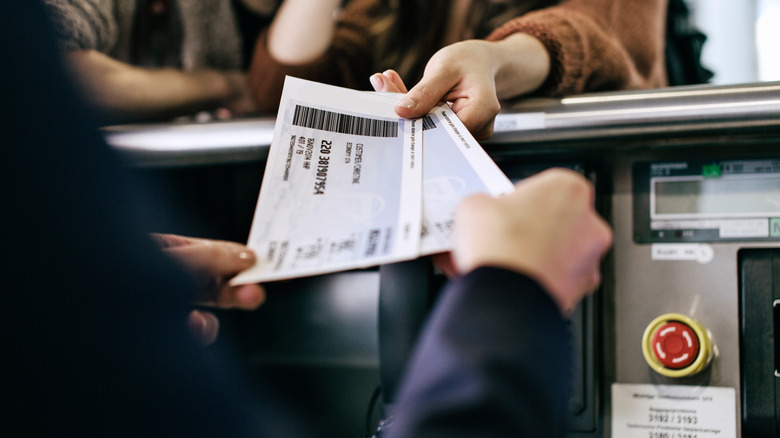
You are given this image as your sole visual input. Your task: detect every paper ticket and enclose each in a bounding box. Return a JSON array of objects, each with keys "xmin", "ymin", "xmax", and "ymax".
[
  {"xmin": 232, "ymin": 77, "xmax": 513, "ymax": 283},
  {"xmin": 419, "ymin": 103, "xmax": 514, "ymax": 255},
  {"xmin": 232, "ymin": 77, "xmax": 422, "ymax": 283}
]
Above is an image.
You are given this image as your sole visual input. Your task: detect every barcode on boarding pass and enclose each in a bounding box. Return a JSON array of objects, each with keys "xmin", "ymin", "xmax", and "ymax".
[
  {"xmin": 293, "ymin": 105, "xmax": 398, "ymax": 138},
  {"xmin": 422, "ymin": 115, "xmax": 435, "ymax": 131}
]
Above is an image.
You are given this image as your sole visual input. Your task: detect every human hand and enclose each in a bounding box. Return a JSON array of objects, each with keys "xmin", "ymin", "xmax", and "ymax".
[
  {"xmin": 390, "ymin": 34, "xmax": 549, "ymax": 140},
  {"xmin": 452, "ymin": 169, "xmax": 613, "ymax": 314},
  {"xmin": 218, "ymin": 72, "xmax": 258, "ymax": 118},
  {"xmin": 152, "ymin": 234, "xmax": 266, "ymax": 344},
  {"xmin": 390, "ymin": 40, "xmax": 501, "ymax": 139}
]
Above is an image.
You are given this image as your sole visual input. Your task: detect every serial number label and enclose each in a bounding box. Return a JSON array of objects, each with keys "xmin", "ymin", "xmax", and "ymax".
[
  {"xmin": 612, "ymin": 384, "xmax": 735, "ymax": 438},
  {"xmin": 649, "ymin": 411, "xmax": 698, "ymax": 425},
  {"xmin": 649, "ymin": 433, "xmax": 699, "ymax": 438}
]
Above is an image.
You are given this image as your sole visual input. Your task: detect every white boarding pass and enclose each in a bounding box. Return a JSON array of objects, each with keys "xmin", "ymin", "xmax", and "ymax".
[
  {"xmin": 419, "ymin": 103, "xmax": 514, "ymax": 254},
  {"xmin": 232, "ymin": 77, "xmax": 512, "ymax": 284},
  {"xmin": 232, "ymin": 77, "xmax": 422, "ymax": 283}
]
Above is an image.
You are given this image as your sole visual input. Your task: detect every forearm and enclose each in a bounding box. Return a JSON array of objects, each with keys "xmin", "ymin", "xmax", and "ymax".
[
  {"xmin": 488, "ymin": 33, "xmax": 550, "ymax": 100},
  {"xmin": 66, "ymin": 50, "xmax": 243, "ymax": 120},
  {"xmin": 266, "ymin": 0, "xmax": 342, "ymax": 64}
]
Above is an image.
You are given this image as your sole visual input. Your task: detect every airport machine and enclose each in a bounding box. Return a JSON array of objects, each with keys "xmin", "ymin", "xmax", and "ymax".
[{"xmin": 107, "ymin": 81, "xmax": 780, "ymax": 437}]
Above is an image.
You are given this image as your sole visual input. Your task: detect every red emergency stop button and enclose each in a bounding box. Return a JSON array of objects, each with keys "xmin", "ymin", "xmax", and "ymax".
[
  {"xmin": 642, "ymin": 313, "xmax": 714, "ymax": 378},
  {"xmin": 650, "ymin": 321, "xmax": 699, "ymax": 369}
]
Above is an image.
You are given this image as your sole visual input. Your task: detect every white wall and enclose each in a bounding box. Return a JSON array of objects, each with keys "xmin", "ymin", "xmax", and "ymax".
[
  {"xmin": 686, "ymin": 0, "xmax": 759, "ymax": 84},
  {"xmin": 755, "ymin": 0, "xmax": 780, "ymax": 81}
]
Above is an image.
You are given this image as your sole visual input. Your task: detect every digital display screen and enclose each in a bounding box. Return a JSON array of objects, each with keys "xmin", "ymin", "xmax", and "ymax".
[{"xmin": 653, "ymin": 176, "xmax": 780, "ymax": 217}]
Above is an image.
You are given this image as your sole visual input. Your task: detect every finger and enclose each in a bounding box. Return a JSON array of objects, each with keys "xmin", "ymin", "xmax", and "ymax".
[
  {"xmin": 472, "ymin": 116, "xmax": 496, "ymax": 140},
  {"xmin": 370, "ymin": 70, "xmax": 410, "ymax": 94},
  {"xmin": 449, "ymin": 95, "xmax": 500, "ymax": 139},
  {"xmin": 596, "ymin": 215, "xmax": 614, "ymax": 255},
  {"xmin": 215, "ymin": 283, "xmax": 267, "ymax": 310},
  {"xmin": 369, "ymin": 73, "xmax": 387, "ymax": 92},
  {"xmin": 188, "ymin": 310, "xmax": 220, "ymax": 346},
  {"xmin": 215, "ymin": 108, "xmax": 233, "ymax": 120},
  {"xmin": 588, "ymin": 270, "xmax": 602, "ymax": 295},
  {"xmin": 395, "ymin": 74, "xmax": 457, "ymax": 119},
  {"xmin": 151, "ymin": 233, "xmax": 197, "ymax": 249},
  {"xmin": 163, "ymin": 240, "xmax": 256, "ymax": 277},
  {"xmin": 382, "ymin": 69, "xmax": 408, "ymax": 93},
  {"xmin": 431, "ymin": 252, "xmax": 459, "ymax": 278}
]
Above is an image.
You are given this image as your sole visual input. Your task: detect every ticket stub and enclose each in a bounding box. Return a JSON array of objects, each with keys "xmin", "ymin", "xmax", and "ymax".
[
  {"xmin": 420, "ymin": 104, "xmax": 514, "ymax": 255},
  {"xmin": 231, "ymin": 77, "xmax": 422, "ymax": 283}
]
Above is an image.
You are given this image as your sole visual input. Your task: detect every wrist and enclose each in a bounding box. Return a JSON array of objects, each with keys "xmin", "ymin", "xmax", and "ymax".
[
  {"xmin": 491, "ymin": 33, "xmax": 550, "ymax": 98},
  {"xmin": 460, "ymin": 257, "xmax": 573, "ymax": 314}
]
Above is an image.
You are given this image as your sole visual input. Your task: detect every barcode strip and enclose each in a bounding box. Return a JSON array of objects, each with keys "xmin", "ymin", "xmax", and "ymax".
[
  {"xmin": 293, "ymin": 105, "xmax": 398, "ymax": 138},
  {"xmin": 422, "ymin": 115, "xmax": 436, "ymax": 131}
]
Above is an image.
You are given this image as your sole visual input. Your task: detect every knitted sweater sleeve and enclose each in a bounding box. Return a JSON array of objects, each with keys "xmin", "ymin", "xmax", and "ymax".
[
  {"xmin": 247, "ymin": 0, "xmax": 379, "ymax": 114},
  {"xmin": 42, "ymin": 0, "xmax": 119, "ymax": 53},
  {"xmin": 487, "ymin": 0, "xmax": 668, "ymax": 96}
]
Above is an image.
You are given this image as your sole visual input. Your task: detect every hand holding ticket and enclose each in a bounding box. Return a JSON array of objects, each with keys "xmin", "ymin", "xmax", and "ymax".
[{"xmin": 231, "ymin": 77, "xmax": 511, "ymax": 284}]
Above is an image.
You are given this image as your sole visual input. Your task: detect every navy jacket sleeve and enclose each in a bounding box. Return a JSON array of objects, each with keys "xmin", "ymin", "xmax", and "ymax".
[
  {"xmin": 2, "ymin": 2, "xmax": 308, "ymax": 437},
  {"xmin": 385, "ymin": 267, "xmax": 572, "ymax": 438}
]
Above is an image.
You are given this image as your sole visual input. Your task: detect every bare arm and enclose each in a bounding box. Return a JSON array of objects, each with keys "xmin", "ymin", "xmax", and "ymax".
[
  {"xmin": 65, "ymin": 50, "xmax": 256, "ymax": 121},
  {"xmin": 266, "ymin": 0, "xmax": 342, "ymax": 64}
]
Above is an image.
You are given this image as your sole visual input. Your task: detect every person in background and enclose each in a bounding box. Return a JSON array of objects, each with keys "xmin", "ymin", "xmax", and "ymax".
[
  {"xmin": 248, "ymin": 0, "xmax": 668, "ymax": 138},
  {"xmin": 6, "ymin": 2, "xmax": 612, "ymax": 436},
  {"xmin": 41, "ymin": 0, "xmax": 284, "ymax": 122}
]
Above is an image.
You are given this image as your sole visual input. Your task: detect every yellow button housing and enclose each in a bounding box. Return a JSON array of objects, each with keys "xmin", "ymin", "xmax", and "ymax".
[{"xmin": 642, "ymin": 313, "xmax": 714, "ymax": 378}]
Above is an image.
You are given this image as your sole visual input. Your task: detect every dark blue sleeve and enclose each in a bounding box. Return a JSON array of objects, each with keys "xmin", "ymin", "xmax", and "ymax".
[
  {"xmin": 385, "ymin": 267, "xmax": 572, "ymax": 438},
  {"xmin": 1, "ymin": 2, "xmax": 308, "ymax": 437}
]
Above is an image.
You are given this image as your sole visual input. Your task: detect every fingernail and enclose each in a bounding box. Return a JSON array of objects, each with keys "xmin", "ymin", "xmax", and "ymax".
[
  {"xmin": 369, "ymin": 74, "xmax": 383, "ymax": 90},
  {"xmin": 396, "ymin": 97, "xmax": 417, "ymax": 109},
  {"xmin": 238, "ymin": 249, "xmax": 255, "ymax": 262},
  {"xmin": 237, "ymin": 285, "xmax": 266, "ymax": 308}
]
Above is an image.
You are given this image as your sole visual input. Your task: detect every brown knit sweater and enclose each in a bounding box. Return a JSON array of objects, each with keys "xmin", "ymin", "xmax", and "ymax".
[{"xmin": 249, "ymin": 0, "xmax": 668, "ymax": 115}]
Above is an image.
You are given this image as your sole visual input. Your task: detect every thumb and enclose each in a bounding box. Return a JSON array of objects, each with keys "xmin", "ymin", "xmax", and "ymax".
[{"xmin": 394, "ymin": 74, "xmax": 456, "ymax": 119}]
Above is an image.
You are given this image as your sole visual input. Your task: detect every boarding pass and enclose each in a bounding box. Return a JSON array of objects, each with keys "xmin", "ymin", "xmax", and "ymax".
[{"xmin": 231, "ymin": 77, "xmax": 512, "ymax": 284}]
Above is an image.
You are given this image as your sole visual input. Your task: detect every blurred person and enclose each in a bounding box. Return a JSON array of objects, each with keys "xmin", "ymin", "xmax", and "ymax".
[
  {"xmin": 6, "ymin": 2, "xmax": 612, "ymax": 437},
  {"xmin": 42, "ymin": 0, "xmax": 285, "ymax": 122},
  {"xmin": 249, "ymin": 0, "xmax": 667, "ymax": 138},
  {"xmin": 5, "ymin": 3, "xmax": 307, "ymax": 436}
]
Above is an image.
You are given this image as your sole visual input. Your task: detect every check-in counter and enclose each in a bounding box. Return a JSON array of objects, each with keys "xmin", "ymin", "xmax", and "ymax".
[{"xmin": 107, "ymin": 81, "xmax": 780, "ymax": 438}]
